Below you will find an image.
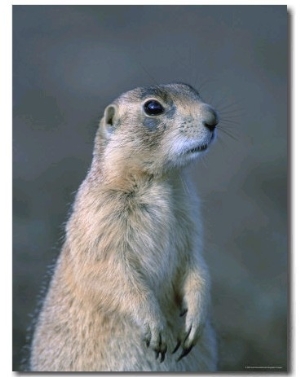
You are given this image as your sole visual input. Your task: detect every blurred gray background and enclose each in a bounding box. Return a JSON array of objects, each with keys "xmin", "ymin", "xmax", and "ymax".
[{"xmin": 13, "ymin": 5, "xmax": 288, "ymax": 372}]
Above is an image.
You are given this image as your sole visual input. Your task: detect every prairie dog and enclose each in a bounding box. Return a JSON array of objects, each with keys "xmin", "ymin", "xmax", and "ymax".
[{"xmin": 30, "ymin": 83, "xmax": 218, "ymax": 371}]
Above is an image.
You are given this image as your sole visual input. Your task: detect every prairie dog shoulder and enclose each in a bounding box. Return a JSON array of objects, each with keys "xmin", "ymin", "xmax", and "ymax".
[{"xmin": 30, "ymin": 83, "xmax": 218, "ymax": 372}]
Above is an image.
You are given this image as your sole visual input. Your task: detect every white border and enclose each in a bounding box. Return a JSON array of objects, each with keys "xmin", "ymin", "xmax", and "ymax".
[
  {"xmin": 1, "ymin": 1, "xmax": 12, "ymax": 375},
  {"xmin": 4, "ymin": 1, "xmax": 297, "ymax": 376}
]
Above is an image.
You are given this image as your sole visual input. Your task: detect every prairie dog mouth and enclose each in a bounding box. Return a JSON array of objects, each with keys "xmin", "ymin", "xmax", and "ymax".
[
  {"xmin": 188, "ymin": 143, "xmax": 208, "ymax": 153},
  {"xmin": 186, "ymin": 131, "xmax": 215, "ymax": 154}
]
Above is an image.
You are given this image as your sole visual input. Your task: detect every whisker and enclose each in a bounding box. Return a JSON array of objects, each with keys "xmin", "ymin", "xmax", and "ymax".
[
  {"xmin": 218, "ymin": 113, "xmax": 243, "ymax": 121},
  {"xmin": 213, "ymin": 101, "xmax": 244, "ymax": 120},
  {"xmin": 218, "ymin": 105, "xmax": 244, "ymax": 113},
  {"xmin": 179, "ymin": 174, "xmax": 191, "ymax": 196},
  {"xmin": 135, "ymin": 60, "xmax": 159, "ymax": 86},
  {"xmin": 196, "ymin": 78, "xmax": 217, "ymax": 95},
  {"xmin": 216, "ymin": 134, "xmax": 228, "ymax": 151},
  {"xmin": 218, "ymin": 105, "xmax": 243, "ymax": 113},
  {"xmin": 217, "ymin": 126, "xmax": 239, "ymax": 141},
  {"xmin": 220, "ymin": 118, "xmax": 241, "ymax": 127},
  {"xmin": 217, "ymin": 102, "xmax": 243, "ymax": 112},
  {"xmin": 200, "ymin": 154, "xmax": 208, "ymax": 169}
]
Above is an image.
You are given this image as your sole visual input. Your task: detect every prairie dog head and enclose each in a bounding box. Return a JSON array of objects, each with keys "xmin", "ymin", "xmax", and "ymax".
[{"xmin": 95, "ymin": 83, "xmax": 218, "ymax": 176}]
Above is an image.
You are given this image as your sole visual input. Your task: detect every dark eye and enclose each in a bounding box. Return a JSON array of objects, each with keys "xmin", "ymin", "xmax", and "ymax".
[{"xmin": 143, "ymin": 100, "xmax": 164, "ymax": 116}]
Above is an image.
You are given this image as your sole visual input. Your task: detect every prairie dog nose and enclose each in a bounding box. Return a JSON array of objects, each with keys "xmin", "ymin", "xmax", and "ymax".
[{"xmin": 201, "ymin": 104, "xmax": 219, "ymax": 132}]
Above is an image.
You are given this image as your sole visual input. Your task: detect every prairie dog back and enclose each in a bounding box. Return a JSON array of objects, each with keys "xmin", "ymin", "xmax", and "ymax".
[{"xmin": 30, "ymin": 83, "xmax": 218, "ymax": 372}]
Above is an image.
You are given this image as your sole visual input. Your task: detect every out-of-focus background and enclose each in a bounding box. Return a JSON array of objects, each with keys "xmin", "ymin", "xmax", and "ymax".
[{"xmin": 13, "ymin": 5, "xmax": 288, "ymax": 372}]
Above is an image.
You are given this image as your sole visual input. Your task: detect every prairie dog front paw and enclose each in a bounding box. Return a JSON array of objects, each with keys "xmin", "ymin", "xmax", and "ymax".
[
  {"xmin": 173, "ymin": 299, "xmax": 207, "ymax": 361},
  {"xmin": 142, "ymin": 316, "xmax": 168, "ymax": 362},
  {"xmin": 144, "ymin": 325, "xmax": 167, "ymax": 363}
]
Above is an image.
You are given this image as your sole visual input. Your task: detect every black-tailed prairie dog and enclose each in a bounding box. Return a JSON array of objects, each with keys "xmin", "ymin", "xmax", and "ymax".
[{"xmin": 30, "ymin": 83, "xmax": 219, "ymax": 371}]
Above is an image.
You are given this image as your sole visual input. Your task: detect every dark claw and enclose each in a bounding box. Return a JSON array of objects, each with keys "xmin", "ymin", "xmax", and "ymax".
[
  {"xmin": 183, "ymin": 325, "xmax": 192, "ymax": 343},
  {"xmin": 172, "ymin": 340, "xmax": 181, "ymax": 354},
  {"xmin": 145, "ymin": 331, "xmax": 151, "ymax": 348},
  {"xmin": 160, "ymin": 351, "xmax": 166, "ymax": 363},
  {"xmin": 180, "ymin": 308, "xmax": 188, "ymax": 317},
  {"xmin": 176, "ymin": 345, "xmax": 194, "ymax": 362}
]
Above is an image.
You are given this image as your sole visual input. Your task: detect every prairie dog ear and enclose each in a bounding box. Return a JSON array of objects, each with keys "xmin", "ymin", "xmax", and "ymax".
[{"xmin": 99, "ymin": 105, "xmax": 118, "ymax": 139}]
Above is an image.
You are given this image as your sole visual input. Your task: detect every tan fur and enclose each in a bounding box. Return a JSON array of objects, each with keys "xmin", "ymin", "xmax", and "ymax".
[{"xmin": 30, "ymin": 83, "xmax": 218, "ymax": 371}]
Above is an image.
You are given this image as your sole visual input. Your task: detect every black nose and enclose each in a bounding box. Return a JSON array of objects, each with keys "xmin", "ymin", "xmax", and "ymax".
[
  {"xmin": 204, "ymin": 122, "xmax": 217, "ymax": 132},
  {"xmin": 203, "ymin": 108, "xmax": 219, "ymax": 132}
]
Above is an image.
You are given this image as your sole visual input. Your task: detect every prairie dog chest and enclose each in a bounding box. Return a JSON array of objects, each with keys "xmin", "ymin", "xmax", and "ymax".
[{"xmin": 119, "ymin": 177, "xmax": 196, "ymax": 284}]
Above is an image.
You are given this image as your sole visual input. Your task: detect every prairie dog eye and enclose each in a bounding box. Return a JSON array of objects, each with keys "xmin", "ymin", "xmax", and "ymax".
[{"xmin": 143, "ymin": 100, "xmax": 164, "ymax": 116}]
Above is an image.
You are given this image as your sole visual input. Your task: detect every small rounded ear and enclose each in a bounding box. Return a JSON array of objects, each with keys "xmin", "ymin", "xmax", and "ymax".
[{"xmin": 99, "ymin": 105, "xmax": 118, "ymax": 139}]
